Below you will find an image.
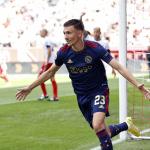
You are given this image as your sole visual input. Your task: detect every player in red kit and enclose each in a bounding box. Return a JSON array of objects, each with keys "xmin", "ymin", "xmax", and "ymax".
[
  {"xmin": 0, "ymin": 48, "xmax": 9, "ymax": 83},
  {"xmin": 38, "ymin": 29, "xmax": 58, "ymax": 101},
  {"xmin": 0, "ymin": 63, "xmax": 9, "ymax": 83}
]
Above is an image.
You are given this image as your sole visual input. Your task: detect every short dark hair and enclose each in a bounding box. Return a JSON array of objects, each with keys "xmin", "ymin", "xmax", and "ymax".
[
  {"xmin": 63, "ymin": 19, "xmax": 84, "ymax": 31},
  {"xmin": 40, "ymin": 29, "xmax": 48, "ymax": 35}
]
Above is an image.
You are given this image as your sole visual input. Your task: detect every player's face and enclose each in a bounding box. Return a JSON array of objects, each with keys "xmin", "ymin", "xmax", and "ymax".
[
  {"xmin": 40, "ymin": 30, "xmax": 46, "ymax": 38},
  {"xmin": 63, "ymin": 26, "xmax": 83, "ymax": 46}
]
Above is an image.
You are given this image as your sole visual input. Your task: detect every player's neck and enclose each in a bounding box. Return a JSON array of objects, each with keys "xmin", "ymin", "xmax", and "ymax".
[
  {"xmin": 95, "ymin": 37, "xmax": 101, "ymax": 41},
  {"xmin": 72, "ymin": 40, "xmax": 84, "ymax": 52}
]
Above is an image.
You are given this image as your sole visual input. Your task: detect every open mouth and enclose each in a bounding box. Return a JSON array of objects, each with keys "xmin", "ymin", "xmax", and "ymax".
[{"xmin": 66, "ymin": 40, "xmax": 72, "ymax": 45}]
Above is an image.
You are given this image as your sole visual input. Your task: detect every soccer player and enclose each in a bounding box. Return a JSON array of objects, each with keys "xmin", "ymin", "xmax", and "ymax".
[
  {"xmin": 93, "ymin": 27, "xmax": 116, "ymax": 77},
  {"xmin": 38, "ymin": 29, "xmax": 58, "ymax": 101},
  {"xmin": 16, "ymin": 19, "xmax": 150, "ymax": 150},
  {"xmin": 0, "ymin": 63, "xmax": 9, "ymax": 83},
  {"xmin": 93, "ymin": 27, "xmax": 110, "ymax": 51},
  {"xmin": 0, "ymin": 48, "xmax": 9, "ymax": 83}
]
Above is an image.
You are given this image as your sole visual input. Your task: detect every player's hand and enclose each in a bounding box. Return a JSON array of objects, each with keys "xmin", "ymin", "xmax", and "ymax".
[
  {"xmin": 138, "ymin": 84, "xmax": 150, "ymax": 100},
  {"xmin": 16, "ymin": 87, "xmax": 32, "ymax": 101},
  {"xmin": 143, "ymin": 89, "xmax": 150, "ymax": 100}
]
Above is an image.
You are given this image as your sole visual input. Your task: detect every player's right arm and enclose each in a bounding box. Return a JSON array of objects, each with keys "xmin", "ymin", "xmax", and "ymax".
[
  {"xmin": 16, "ymin": 64, "xmax": 60, "ymax": 101},
  {"xmin": 97, "ymin": 43, "xmax": 150, "ymax": 100},
  {"xmin": 109, "ymin": 58, "xmax": 150, "ymax": 100}
]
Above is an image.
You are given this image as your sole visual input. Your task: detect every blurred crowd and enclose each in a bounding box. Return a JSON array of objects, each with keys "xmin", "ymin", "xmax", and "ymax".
[{"xmin": 0, "ymin": 0, "xmax": 150, "ymax": 50}]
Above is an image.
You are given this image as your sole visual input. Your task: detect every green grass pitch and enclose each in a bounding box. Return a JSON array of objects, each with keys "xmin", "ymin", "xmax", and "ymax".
[{"xmin": 0, "ymin": 75, "xmax": 150, "ymax": 150}]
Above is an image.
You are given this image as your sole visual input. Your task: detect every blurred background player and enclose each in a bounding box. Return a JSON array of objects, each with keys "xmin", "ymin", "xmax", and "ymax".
[
  {"xmin": 80, "ymin": 12, "xmax": 116, "ymax": 77},
  {"xmin": 93, "ymin": 27, "xmax": 116, "ymax": 77},
  {"xmin": 0, "ymin": 47, "xmax": 9, "ymax": 83},
  {"xmin": 93, "ymin": 27, "xmax": 110, "ymax": 51},
  {"xmin": 0, "ymin": 63, "xmax": 9, "ymax": 83},
  {"xmin": 146, "ymin": 45, "xmax": 150, "ymax": 81},
  {"xmin": 38, "ymin": 29, "xmax": 58, "ymax": 101}
]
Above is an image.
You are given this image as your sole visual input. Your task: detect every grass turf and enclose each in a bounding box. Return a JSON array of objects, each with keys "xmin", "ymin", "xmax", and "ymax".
[{"xmin": 0, "ymin": 76, "xmax": 150, "ymax": 150}]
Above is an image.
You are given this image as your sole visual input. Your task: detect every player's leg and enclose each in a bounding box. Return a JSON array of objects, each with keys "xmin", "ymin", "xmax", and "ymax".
[
  {"xmin": 0, "ymin": 74, "xmax": 9, "ymax": 82},
  {"xmin": 38, "ymin": 64, "xmax": 48, "ymax": 100},
  {"xmin": 0, "ymin": 66, "xmax": 9, "ymax": 82},
  {"xmin": 107, "ymin": 121, "xmax": 128, "ymax": 138},
  {"xmin": 50, "ymin": 76, "xmax": 58, "ymax": 101},
  {"xmin": 40, "ymin": 83, "xmax": 48, "ymax": 98},
  {"xmin": 45, "ymin": 63, "xmax": 58, "ymax": 101},
  {"xmin": 77, "ymin": 89, "xmax": 113, "ymax": 150},
  {"xmin": 106, "ymin": 117, "xmax": 140, "ymax": 138},
  {"xmin": 93, "ymin": 112, "xmax": 113, "ymax": 150},
  {"xmin": 92, "ymin": 89, "xmax": 113, "ymax": 150}
]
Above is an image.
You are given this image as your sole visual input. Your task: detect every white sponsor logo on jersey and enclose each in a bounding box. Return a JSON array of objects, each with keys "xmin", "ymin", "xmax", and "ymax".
[{"xmin": 67, "ymin": 59, "xmax": 73, "ymax": 64}]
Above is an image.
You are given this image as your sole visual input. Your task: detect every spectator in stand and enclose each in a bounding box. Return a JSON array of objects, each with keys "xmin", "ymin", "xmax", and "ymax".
[{"xmin": 38, "ymin": 29, "xmax": 58, "ymax": 101}]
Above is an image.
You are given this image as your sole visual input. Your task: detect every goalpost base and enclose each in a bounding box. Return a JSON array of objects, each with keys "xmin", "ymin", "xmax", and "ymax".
[
  {"xmin": 129, "ymin": 135, "xmax": 150, "ymax": 140},
  {"xmin": 128, "ymin": 128, "xmax": 150, "ymax": 140}
]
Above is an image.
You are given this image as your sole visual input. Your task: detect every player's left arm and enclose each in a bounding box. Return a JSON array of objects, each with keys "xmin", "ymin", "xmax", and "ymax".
[{"xmin": 109, "ymin": 58, "xmax": 150, "ymax": 100}]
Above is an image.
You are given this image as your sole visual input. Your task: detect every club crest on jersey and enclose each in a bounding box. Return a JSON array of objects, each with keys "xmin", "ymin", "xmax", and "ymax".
[{"xmin": 85, "ymin": 56, "xmax": 92, "ymax": 63}]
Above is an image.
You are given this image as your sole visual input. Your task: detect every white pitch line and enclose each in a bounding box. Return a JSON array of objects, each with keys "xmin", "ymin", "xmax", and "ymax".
[
  {"xmin": 130, "ymin": 128, "xmax": 150, "ymax": 140},
  {"xmin": 141, "ymin": 128, "xmax": 150, "ymax": 134}
]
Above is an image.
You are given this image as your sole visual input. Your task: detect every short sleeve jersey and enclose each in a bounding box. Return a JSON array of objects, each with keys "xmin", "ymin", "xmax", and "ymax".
[
  {"xmin": 55, "ymin": 41, "xmax": 113, "ymax": 95},
  {"xmin": 44, "ymin": 37, "xmax": 56, "ymax": 63}
]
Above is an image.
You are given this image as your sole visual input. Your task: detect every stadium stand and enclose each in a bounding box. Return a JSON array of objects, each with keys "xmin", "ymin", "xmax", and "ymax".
[{"xmin": 0, "ymin": 0, "xmax": 150, "ymax": 51}]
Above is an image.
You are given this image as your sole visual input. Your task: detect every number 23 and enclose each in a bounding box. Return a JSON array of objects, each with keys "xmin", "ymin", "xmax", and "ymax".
[{"xmin": 94, "ymin": 95, "xmax": 105, "ymax": 105}]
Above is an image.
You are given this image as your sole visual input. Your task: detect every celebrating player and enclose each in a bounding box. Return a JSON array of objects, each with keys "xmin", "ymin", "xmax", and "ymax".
[{"xmin": 16, "ymin": 19, "xmax": 150, "ymax": 150}]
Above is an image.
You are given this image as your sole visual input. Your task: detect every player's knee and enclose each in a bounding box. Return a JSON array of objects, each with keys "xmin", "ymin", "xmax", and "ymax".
[{"xmin": 92, "ymin": 122, "xmax": 105, "ymax": 132}]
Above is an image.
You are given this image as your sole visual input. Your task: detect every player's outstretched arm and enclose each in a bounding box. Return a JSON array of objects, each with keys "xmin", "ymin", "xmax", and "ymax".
[
  {"xmin": 16, "ymin": 64, "xmax": 60, "ymax": 101},
  {"xmin": 109, "ymin": 59, "xmax": 150, "ymax": 100}
]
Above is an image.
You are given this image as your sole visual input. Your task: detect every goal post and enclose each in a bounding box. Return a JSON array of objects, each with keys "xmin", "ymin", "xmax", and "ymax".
[{"xmin": 118, "ymin": 0, "xmax": 128, "ymax": 140}]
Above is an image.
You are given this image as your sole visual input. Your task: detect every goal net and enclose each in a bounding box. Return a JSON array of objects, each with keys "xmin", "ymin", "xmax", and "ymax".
[{"xmin": 127, "ymin": 50, "xmax": 150, "ymax": 140}]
